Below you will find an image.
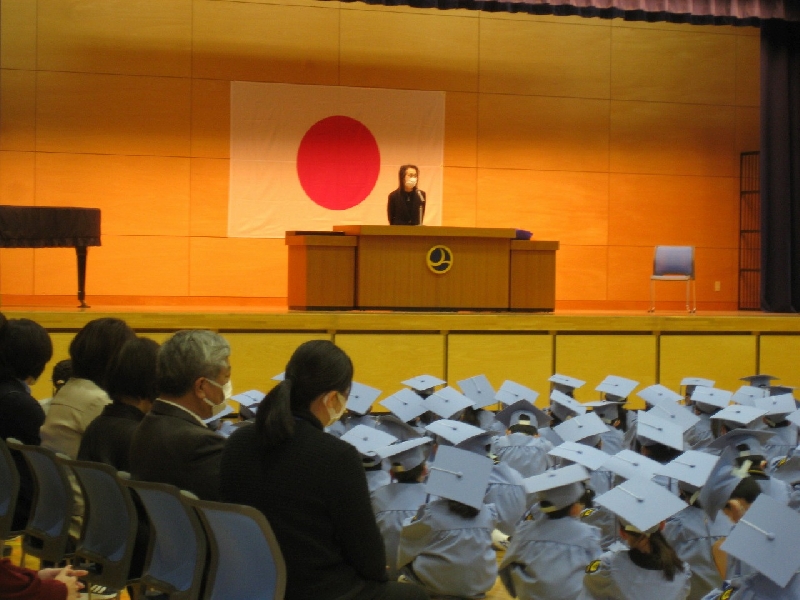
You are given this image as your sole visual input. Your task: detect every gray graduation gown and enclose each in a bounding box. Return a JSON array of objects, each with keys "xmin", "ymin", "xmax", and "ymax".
[
  {"xmin": 579, "ymin": 549, "xmax": 691, "ymax": 600},
  {"xmin": 492, "ymin": 433, "xmax": 554, "ymax": 478},
  {"xmin": 485, "ymin": 462, "xmax": 527, "ymax": 535},
  {"xmin": 371, "ymin": 482, "xmax": 428, "ymax": 579}
]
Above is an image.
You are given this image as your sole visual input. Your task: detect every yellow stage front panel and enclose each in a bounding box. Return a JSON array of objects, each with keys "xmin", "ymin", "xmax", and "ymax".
[
  {"xmin": 659, "ymin": 334, "xmax": 757, "ymax": 394},
  {"xmin": 759, "ymin": 336, "xmax": 800, "ymax": 386}
]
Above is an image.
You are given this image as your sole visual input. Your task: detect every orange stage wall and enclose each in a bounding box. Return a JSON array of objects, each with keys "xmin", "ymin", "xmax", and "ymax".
[{"xmin": 0, "ymin": 0, "xmax": 759, "ymax": 310}]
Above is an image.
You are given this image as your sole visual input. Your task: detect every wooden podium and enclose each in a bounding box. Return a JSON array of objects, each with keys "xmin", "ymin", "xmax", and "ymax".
[{"xmin": 286, "ymin": 226, "xmax": 558, "ymax": 311}]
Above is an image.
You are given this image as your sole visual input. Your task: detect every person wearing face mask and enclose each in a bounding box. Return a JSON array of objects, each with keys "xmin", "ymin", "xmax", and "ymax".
[
  {"xmin": 129, "ymin": 329, "xmax": 231, "ymax": 501},
  {"xmin": 388, "ymin": 164, "xmax": 426, "ymax": 225},
  {"xmin": 220, "ymin": 340, "xmax": 429, "ymax": 600}
]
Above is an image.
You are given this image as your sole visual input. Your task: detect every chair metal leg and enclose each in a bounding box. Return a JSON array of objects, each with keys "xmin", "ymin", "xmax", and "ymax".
[
  {"xmin": 685, "ymin": 279, "xmax": 690, "ymax": 313},
  {"xmin": 690, "ymin": 279, "xmax": 697, "ymax": 313},
  {"xmin": 649, "ymin": 280, "xmax": 655, "ymax": 313}
]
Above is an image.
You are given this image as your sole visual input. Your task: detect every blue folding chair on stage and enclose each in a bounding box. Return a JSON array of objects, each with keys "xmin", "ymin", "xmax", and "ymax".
[{"xmin": 649, "ymin": 245, "xmax": 697, "ymax": 313}]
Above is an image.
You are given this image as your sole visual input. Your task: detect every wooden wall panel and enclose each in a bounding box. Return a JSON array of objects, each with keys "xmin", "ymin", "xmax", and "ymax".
[
  {"xmin": 610, "ymin": 101, "xmax": 737, "ymax": 177},
  {"xmin": 555, "ymin": 334, "xmax": 657, "ymax": 404},
  {"xmin": 190, "ymin": 158, "xmax": 230, "ymax": 237},
  {"xmin": 759, "ymin": 336, "xmax": 800, "ymax": 386},
  {"xmin": 444, "ymin": 92, "xmax": 478, "ymax": 168},
  {"xmin": 0, "ymin": 69, "xmax": 36, "ymax": 151},
  {"xmin": 479, "ymin": 18, "xmax": 611, "ymax": 98},
  {"xmin": 608, "ymin": 174, "xmax": 739, "ymax": 248},
  {"xmin": 447, "ymin": 333, "xmax": 553, "ymax": 407},
  {"xmin": 340, "ymin": 10, "xmax": 480, "ymax": 92},
  {"xmin": 189, "ymin": 237, "xmax": 287, "ymax": 297},
  {"xmin": 224, "ymin": 333, "xmax": 333, "ymax": 396},
  {"xmin": 36, "ymin": 0, "xmax": 192, "ymax": 77},
  {"xmin": 659, "ymin": 334, "xmax": 757, "ymax": 393},
  {"xmin": 0, "ymin": 248, "xmax": 35, "ymax": 295},
  {"xmin": 35, "ymin": 153, "xmax": 191, "ymax": 236},
  {"xmin": 335, "ymin": 333, "xmax": 445, "ymax": 397},
  {"xmin": 36, "ymin": 72, "xmax": 192, "ymax": 156},
  {"xmin": 736, "ymin": 106, "xmax": 760, "ymax": 154},
  {"xmin": 611, "ymin": 27, "xmax": 736, "ymax": 105},
  {"xmin": 442, "ymin": 167, "xmax": 477, "ymax": 227},
  {"xmin": 556, "ymin": 245, "xmax": 608, "ymax": 301},
  {"xmin": 0, "ymin": 150, "xmax": 35, "ymax": 204},
  {"xmin": 478, "ymin": 95, "xmax": 610, "ymax": 172},
  {"xmin": 0, "ymin": 0, "xmax": 37, "ymax": 70},
  {"xmin": 736, "ymin": 34, "xmax": 760, "ymax": 107},
  {"xmin": 192, "ymin": 0, "xmax": 340, "ymax": 85},
  {"xmin": 475, "ymin": 169, "xmax": 609, "ymax": 245},
  {"xmin": 191, "ymin": 79, "xmax": 230, "ymax": 159}
]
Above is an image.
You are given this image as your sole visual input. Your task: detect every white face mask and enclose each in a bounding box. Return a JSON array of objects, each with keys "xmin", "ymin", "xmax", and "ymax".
[
  {"xmin": 203, "ymin": 378, "xmax": 233, "ymax": 416},
  {"xmin": 326, "ymin": 391, "xmax": 348, "ymax": 425},
  {"xmin": 406, "ymin": 177, "xmax": 417, "ymax": 186}
]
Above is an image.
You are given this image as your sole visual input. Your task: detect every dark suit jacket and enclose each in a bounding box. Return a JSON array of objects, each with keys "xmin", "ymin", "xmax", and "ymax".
[
  {"xmin": 387, "ymin": 189, "xmax": 426, "ymax": 225},
  {"xmin": 77, "ymin": 402, "xmax": 145, "ymax": 472},
  {"xmin": 129, "ymin": 399, "xmax": 224, "ymax": 501}
]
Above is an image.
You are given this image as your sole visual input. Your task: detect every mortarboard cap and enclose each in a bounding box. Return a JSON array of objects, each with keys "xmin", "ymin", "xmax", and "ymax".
[
  {"xmin": 711, "ymin": 404, "xmax": 768, "ymax": 428},
  {"xmin": 637, "ymin": 384, "xmax": 683, "ymax": 406},
  {"xmin": 691, "ymin": 387, "xmax": 732, "ymax": 413},
  {"xmin": 271, "ymin": 372, "xmax": 285, "ymax": 381},
  {"xmin": 554, "ymin": 412, "xmax": 608, "ymax": 445},
  {"xmin": 422, "ymin": 386, "xmax": 474, "ymax": 418},
  {"xmin": 635, "ymin": 411, "xmax": 685, "ymax": 451},
  {"xmin": 524, "ymin": 464, "xmax": 590, "ymax": 511},
  {"xmin": 704, "ymin": 428, "xmax": 775, "ymax": 456},
  {"xmin": 346, "ymin": 381, "xmax": 382, "ymax": 415},
  {"xmin": 654, "ymin": 450, "xmax": 718, "ymax": 490},
  {"xmin": 595, "ymin": 478, "xmax": 687, "ymax": 535},
  {"xmin": 596, "ymin": 375, "xmax": 639, "ymax": 402},
  {"xmin": 340, "ymin": 425, "xmax": 398, "ymax": 458},
  {"xmin": 740, "ymin": 374, "xmax": 779, "ymax": 388},
  {"xmin": 732, "ymin": 385, "xmax": 768, "ymax": 406},
  {"xmin": 681, "ymin": 377, "xmax": 715, "ymax": 389},
  {"xmin": 495, "ymin": 380, "xmax": 539, "ymax": 406},
  {"xmin": 787, "ymin": 408, "xmax": 800, "ymax": 428},
  {"xmin": 645, "ymin": 404, "xmax": 700, "ymax": 432},
  {"xmin": 754, "ymin": 393, "xmax": 797, "ymax": 418},
  {"xmin": 583, "ymin": 400, "xmax": 619, "ymax": 423},
  {"xmin": 403, "ymin": 374, "xmax": 446, "ymax": 392},
  {"xmin": 457, "ymin": 375, "xmax": 497, "ymax": 409},
  {"xmin": 549, "ymin": 374, "xmax": 586, "ymax": 395},
  {"xmin": 697, "ymin": 447, "xmax": 741, "ymax": 519},
  {"xmin": 426, "ymin": 446, "xmax": 493, "ymax": 510},
  {"xmin": 495, "ymin": 399, "xmax": 550, "ymax": 430},
  {"xmin": 231, "ymin": 389, "xmax": 265, "ymax": 407},
  {"xmin": 603, "ymin": 449, "xmax": 661, "ymax": 482},
  {"xmin": 380, "ymin": 388, "xmax": 428, "ymax": 423},
  {"xmin": 425, "ymin": 419, "xmax": 485, "ymax": 447},
  {"xmin": 376, "ymin": 437, "xmax": 432, "ymax": 472},
  {"xmin": 375, "ymin": 414, "xmax": 423, "ymax": 441},
  {"xmin": 721, "ymin": 494, "xmax": 800, "ymax": 588},
  {"xmin": 771, "ymin": 455, "xmax": 800, "ymax": 485},
  {"xmin": 548, "ymin": 441, "xmax": 610, "ymax": 471},
  {"xmin": 550, "ymin": 390, "xmax": 587, "ymax": 422}
]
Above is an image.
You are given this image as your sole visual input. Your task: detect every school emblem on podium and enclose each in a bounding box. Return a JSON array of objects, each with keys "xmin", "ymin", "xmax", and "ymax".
[{"xmin": 427, "ymin": 245, "xmax": 453, "ymax": 274}]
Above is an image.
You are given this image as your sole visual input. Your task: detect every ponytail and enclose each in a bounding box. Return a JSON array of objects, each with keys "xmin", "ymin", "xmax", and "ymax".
[
  {"xmin": 648, "ymin": 531, "xmax": 684, "ymax": 581},
  {"xmin": 255, "ymin": 379, "xmax": 295, "ymax": 448}
]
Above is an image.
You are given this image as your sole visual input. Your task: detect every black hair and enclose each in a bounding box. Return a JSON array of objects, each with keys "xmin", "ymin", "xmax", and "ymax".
[
  {"xmin": 70, "ymin": 317, "xmax": 136, "ymax": 388},
  {"xmin": 446, "ymin": 499, "xmax": 479, "ymax": 519},
  {"xmin": 0, "ymin": 318, "xmax": 53, "ymax": 381},
  {"xmin": 106, "ymin": 337, "xmax": 160, "ymax": 404},
  {"xmin": 51, "ymin": 359, "xmax": 72, "ymax": 392},
  {"xmin": 729, "ymin": 476, "xmax": 761, "ymax": 504},
  {"xmin": 397, "ymin": 164, "xmax": 419, "ymax": 191},
  {"xmin": 509, "ymin": 423, "xmax": 539, "ymax": 436},
  {"xmin": 637, "ymin": 440, "xmax": 682, "ymax": 464},
  {"xmin": 393, "ymin": 463, "xmax": 426, "ymax": 483},
  {"xmin": 617, "ymin": 406, "xmax": 630, "ymax": 433},
  {"xmin": 543, "ymin": 503, "xmax": 573, "ymax": 520},
  {"xmin": 626, "ymin": 530, "xmax": 684, "ymax": 581},
  {"xmin": 460, "ymin": 406, "xmax": 481, "ymax": 427},
  {"xmin": 255, "ymin": 340, "xmax": 353, "ymax": 448}
]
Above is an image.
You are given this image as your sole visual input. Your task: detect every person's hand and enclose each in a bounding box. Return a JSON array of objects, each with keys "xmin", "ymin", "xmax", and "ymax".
[{"xmin": 52, "ymin": 567, "xmax": 87, "ymax": 600}]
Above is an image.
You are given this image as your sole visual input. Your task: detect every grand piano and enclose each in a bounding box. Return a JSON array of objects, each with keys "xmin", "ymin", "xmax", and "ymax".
[{"xmin": 0, "ymin": 205, "xmax": 101, "ymax": 308}]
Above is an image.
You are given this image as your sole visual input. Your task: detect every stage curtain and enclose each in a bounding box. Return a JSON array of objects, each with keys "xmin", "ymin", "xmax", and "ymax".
[
  {"xmin": 328, "ymin": 0, "xmax": 798, "ymax": 24},
  {"xmin": 760, "ymin": 19, "xmax": 800, "ymax": 312}
]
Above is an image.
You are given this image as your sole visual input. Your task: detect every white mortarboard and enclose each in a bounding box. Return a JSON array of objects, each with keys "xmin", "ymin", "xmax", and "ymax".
[
  {"xmin": 704, "ymin": 428, "xmax": 776, "ymax": 456},
  {"xmin": 721, "ymin": 494, "xmax": 800, "ymax": 587},
  {"xmin": 645, "ymin": 404, "xmax": 701, "ymax": 432},
  {"xmin": 554, "ymin": 412, "xmax": 608, "ymax": 444},
  {"xmin": 495, "ymin": 380, "xmax": 539, "ymax": 405},
  {"xmin": 787, "ymin": 407, "xmax": 800, "ymax": 428},
  {"xmin": 402, "ymin": 374, "xmax": 446, "ymax": 392},
  {"xmin": 596, "ymin": 375, "xmax": 639, "ymax": 402},
  {"xmin": 346, "ymin": 381, "xmax": 382, "ymax": 415},
  {"xmin": 524, "ymin": 464, "xmax": 590, "ymax": 511},
  {"xmin": 549, "ymin": 374, "xmax": 586, "ymax": 395},
  {"xmin": 457, "ymin": 375, "xmax": 497, "ymax": 409},
  {"xmin": 771, "ymin": 455, "xmax": 800, "ymax": 485},
  {"xmin": 603, "ymin": 449, "xmax": 661, "ymax": 482},
  {"xmin": 637, "ymin": 384, "xmax": 683, "ymax": 406},
  {"xmin": 691, "ymin": 387, "xmax": 732, "ymax": 413},
  {"xmin": 711, "ymin": 404, "xmax": 768, "ymax": 428},
  {"xmin": 754, "ymin": 393, "xmax": 797, "ymax": 418},
  {"xmin": 583, "ymin": 400, "xmax": 620, "ymax": 423},
  {"xmin": 231, "ymin": 389, "xmax": 265, "ymax": 407},
  {"xmin": 595, "ymin": 478, "xmax": 687, "ymax": 535},
  {"xmin": 548, "ymin": 441, "xmax": 610, "ymax": 471},
  {"xmin": 732, "ymin": 385, "xmax": 768, "ymax": 406},
  {"xmin": 635, "ymin": 411, "xmax": 685, "ymax": 451},
  {"xmin": 425, "ymin": 419, "xmax": 485, "ymax": 447},
  {"xmin": 681, "ymin": 377, "xmax": 715, "ymax": 390},
  {"xmin": 697, "ymin": 447, "xmax": 742, "ymax": 519},
  {"xmin": 422, "ymin": 386, "xmax": 474, "ymax": 418},
  {"xmin": 740, "ymin": 374, "xmax": 780, "ymax": 388},
  {"xmin": 375, "ymin": 414, "xmax": 423, "ymax": 441},
  {"xmin": 380, "ymin": 389, "xmax": 428, "ymax": 423},
  {"xmin": 340, "ymin": 425, "xmax": 398, "ymax": 457},
  {"xmin": 495, "ymin": 400, "xmax": 550, "ymax": 430},
  {"xmin": 550, "ymin": 390, "xmax": 587, "ymax": 422},
  {"xmin": 376, "ymin": 437, "xmax": 432, "ymax": 472},
  {"xmin": 655, "ymin": 450, "xmax": 719, "ymax": 490},
  {"xmin": 271, "ymin": 372, "xmax": 285, "ymax": 381},
  {"xmin": 426, "ymin": 445, "xmax": 493, "ymax": 510}
]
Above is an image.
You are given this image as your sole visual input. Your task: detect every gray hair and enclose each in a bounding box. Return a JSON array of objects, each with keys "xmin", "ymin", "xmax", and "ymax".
[{"xmin": 157, "ymin": 330, "xmax": 231, "ymax": 396}]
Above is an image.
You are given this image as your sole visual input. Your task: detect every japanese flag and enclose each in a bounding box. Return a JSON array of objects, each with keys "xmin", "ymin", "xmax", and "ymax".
[{"xmin": 228, "ymin": 82, "xmax": 445, "ymax": 238}]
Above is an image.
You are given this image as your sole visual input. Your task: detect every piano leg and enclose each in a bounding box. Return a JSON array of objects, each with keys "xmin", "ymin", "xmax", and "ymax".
[{"xmin": 76, "ymin": 246, "xmax": 90, "ymax": 309}]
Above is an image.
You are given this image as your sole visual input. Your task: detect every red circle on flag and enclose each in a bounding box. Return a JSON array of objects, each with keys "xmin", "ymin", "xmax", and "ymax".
[{"xmin": 296, "ymin": 115, "xmax": 381, "ymax": 210}]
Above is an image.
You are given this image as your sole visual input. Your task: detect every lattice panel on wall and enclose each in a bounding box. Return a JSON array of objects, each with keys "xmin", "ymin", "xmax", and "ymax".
[{"xmin": 739, "ymin": 151, "xmax": 760, "ymax": 310}]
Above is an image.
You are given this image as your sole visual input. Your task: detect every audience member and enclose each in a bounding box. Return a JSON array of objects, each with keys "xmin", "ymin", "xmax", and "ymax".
[
  {"xmin": 39, "ymin": 359, "xmax": 72, "ymax": 415},
  {"xmin": 0, "ymin": 561, "xmax": 87, "ymax": 600},
  {"xmin": 129, "ymin": 329, "xmax": 230, "ymax": 501}
]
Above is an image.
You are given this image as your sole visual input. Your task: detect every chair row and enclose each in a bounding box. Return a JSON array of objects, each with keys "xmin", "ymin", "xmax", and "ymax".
[{"xmin": 0, "ymin": 438, "xmax": 286, "ymax": 600}]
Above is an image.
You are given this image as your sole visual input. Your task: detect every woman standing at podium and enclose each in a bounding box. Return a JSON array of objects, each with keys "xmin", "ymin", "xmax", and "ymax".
[{"xmin": 388, "ymin": 165, "xmax": 426, "ymax": 225}]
